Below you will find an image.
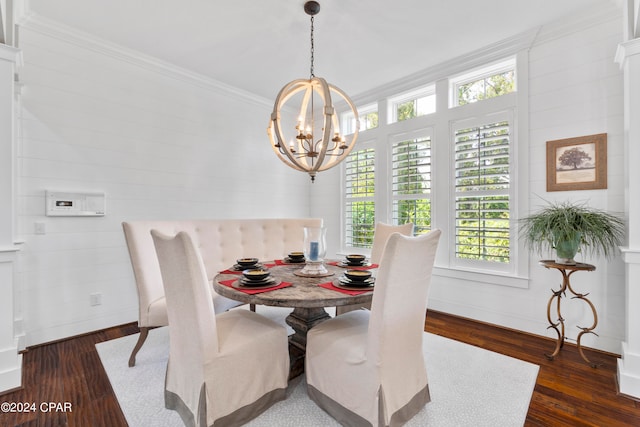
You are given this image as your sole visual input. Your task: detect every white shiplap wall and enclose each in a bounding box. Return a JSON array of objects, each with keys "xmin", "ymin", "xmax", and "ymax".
[
  {"xmin": 311, "ymin": 8, "xmax": 626, "ymax": 354},
  {"xmin": 426, "ymin": 12, "xmax": 626, "ymax": 354},
  {"xmin": 13, "ymin": 7, "xmax": 627, "ymax": 356},
  {"xmin": 15, "ymin": 20, "xmax": 310, "ymax": 346},
  {"xmin": 523, "ymin": 12, "xmax": 626, "ymax": 353}
]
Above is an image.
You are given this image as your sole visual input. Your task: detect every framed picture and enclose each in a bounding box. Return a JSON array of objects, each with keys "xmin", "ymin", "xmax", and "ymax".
[{"xmin": 546, "ymin": 133, "xmax": 607, "ymax": 192}]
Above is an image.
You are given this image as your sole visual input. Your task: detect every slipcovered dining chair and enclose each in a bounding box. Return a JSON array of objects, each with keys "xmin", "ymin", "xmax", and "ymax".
[
  {"xmin": 337, "ymin": 222, "xmax": 414, "ymax": 315},
  {"xmin": 369, "ymin": 222, "xmax": 414, "ymax": 265},
  {"xmin": 151, "ymin": 230, "xmax": 289, "ymax": 427},
  {"xmin": 123, "ymin": 222, "xmax": 243, "ymax": 367},
  {"xmin": 306, "ymin": 229, "xmax": 441, "ymax": 427}
]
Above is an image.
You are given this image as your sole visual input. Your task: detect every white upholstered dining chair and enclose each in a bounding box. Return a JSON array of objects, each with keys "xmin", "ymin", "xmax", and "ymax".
[
  {"xmin": 122, "ymin": 222, "xmax": 243, "ymax": 367},
  {"xmin": 151, "ymin": 230, "xmax": 289, "ymax": 427},
  {"xmin": 369, "ymin": 222, "xmax": 414, "ymax": 265},
  {"xmin": 306, "ymin": 229, "xmax": 441, "ymax": 427},
  {"xmin": 336, "ymin": 222, "xmax": 414, "ymax": 315}
]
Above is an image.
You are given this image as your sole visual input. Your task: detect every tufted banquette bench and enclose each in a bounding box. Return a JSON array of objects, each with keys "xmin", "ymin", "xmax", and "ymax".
[{"xmin": 122, "ymin": 218, "xmax": 323, "ymax": 366}]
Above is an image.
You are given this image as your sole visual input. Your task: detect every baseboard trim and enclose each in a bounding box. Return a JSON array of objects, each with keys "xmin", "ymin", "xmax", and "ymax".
[
  {"xmin": 22, "ymin": 322, "xmax": 139, "ymax": 352},
  {"xmin": 0, "ymin": 347, "xmax": 23, "ymax": 394}
]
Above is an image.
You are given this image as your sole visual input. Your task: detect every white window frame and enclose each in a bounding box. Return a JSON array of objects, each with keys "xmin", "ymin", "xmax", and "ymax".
[
  {"xmin": 341, "ymin": 49, "xmax": 529, "ymax": 288},
  {"xmin": 449, "ymin": 57, "xmax": 517, "ymax": 108},
  {"xmin": 389, "ymin": 128, "xmax": 434, "ymax": 235},
  {"xmin": 387, "ymin": 85, "xmax": 436, "ymax": 124},
  {"xmin": 342, "ymin": 141, "xmax": 377, "ymax": 252},
  {"xmin": 450, "ymin": 110, "xmax": 515, "ymax": 275},
  {"xmin": 342, "ymin": 103, "xmax": 378, "ymax": 135}
]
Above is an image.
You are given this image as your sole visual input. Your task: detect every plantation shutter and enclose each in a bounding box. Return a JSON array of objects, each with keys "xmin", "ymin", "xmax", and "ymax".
[
  {"xmin": 344, "ymin": 148, "xmax": 376, "ymax": 248},
  {"xmin": 454, "ymin": 120, "xmax": 511, "ymax": 263},
  {"xmin": 391, "ymin": 136, "xmax": 432, "ymax": 235}
]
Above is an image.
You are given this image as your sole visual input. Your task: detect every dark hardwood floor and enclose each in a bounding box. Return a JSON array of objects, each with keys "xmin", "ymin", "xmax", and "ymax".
[
  {"xmin": 425, "ymin": 311, "xmax": 640, "ymax": 427},
  {"xmin": 1, "ymin": 310, "xmax": 638, "ymax": 426}
]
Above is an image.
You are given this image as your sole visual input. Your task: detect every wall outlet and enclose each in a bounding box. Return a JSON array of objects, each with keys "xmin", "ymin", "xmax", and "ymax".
[{"xmin": 90, "ymin": 292, "xmax": 102, "ymax": 306}]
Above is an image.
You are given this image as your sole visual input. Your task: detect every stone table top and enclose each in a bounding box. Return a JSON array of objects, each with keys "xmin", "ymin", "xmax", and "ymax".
[{"xmin": 213, "ymin": 262, "xmax": 375, "ymax": 309}]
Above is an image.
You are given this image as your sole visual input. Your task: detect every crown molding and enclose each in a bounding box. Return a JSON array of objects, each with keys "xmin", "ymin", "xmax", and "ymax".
[
  {"xmin": 349, "ymin": 3, "xmax": 623, "ymax": 106},
  {"xmin": 615, "ymin": 36, "xmax": 640, "ymax": 66},
  {"xmin": 18, "ymin": 14, "xmax": 273, "ymax": 108},
  {"xmin": 533, "ymin": 2, "xmax": 622, "ymax": 46},
  {"xmin": 0, "ymin": 43, "xmax": 21, "ymax": 63},
  {"xmin": 352, "ymin": 27, "xmax": 539, "ymax": 106}
]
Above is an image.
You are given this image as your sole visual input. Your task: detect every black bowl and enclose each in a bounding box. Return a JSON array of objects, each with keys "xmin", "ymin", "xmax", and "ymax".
[
  {"xmin": 237, "ymin": 257, "xmax": 259, "ymax": 268},
  {"xmin": 288, "ymin": 251, "xmax": 305, "ymax": 260},
  {"xmin": 242, "ymin": 269, "xmax": 270, "ymax": 281},
  {"xmin": 344, "ymin": 269, "xmax": 372, "ymax": 281},
  {"xmin": 345, "ymin": 254, "xmax": 366, "ymax": 265}
]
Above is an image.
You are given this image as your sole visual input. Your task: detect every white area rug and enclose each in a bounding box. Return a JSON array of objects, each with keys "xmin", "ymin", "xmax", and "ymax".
[{"xmin": 96, "ymin": 307, "xmax": 539, "ymax": 427}]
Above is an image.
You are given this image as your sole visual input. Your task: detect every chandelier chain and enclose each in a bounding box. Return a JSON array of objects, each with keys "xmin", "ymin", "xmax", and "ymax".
[{"xmin": 310, "ymin": 16, "xmax": 315, "ymax": 78}]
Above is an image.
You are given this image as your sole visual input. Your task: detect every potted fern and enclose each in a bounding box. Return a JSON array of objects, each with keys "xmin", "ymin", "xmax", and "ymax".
[{"xmin": 519, "ymin": 201, "xmax": 625, "ymax": 265}]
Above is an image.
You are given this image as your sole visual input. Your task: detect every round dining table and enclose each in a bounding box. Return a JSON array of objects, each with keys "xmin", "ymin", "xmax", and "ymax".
[{"xmin": 213, "ymin": 260, "xmax": 376, "ymax": 378}]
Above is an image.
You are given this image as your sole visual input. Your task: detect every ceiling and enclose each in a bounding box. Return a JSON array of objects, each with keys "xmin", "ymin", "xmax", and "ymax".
[{"xmin": 24, "ymin": 0, "xmax": 618, "ymax": 101}]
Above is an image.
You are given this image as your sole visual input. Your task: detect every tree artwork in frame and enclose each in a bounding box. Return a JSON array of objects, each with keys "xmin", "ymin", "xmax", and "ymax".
[{"xmin": 546, "ymin": 133, "xmax": 607, "ymax": 192}]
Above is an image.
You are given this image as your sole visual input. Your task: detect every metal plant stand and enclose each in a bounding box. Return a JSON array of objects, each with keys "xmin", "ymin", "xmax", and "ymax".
[{"xmin": 539, "ymin": 260, "xmax": 600, "ymax": 367}]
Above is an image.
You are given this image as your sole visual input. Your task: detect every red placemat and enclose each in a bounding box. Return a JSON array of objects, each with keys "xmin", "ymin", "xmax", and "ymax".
[
  {"xmin": 318, "ymin": 281, "xmax": 373, "ymax": 296},
  {"xmin": 219, "ymin": 269, "xmax": 243, "ymax": 275},
  {"xmin": 218, "ymin": 279, "xmax": 291, "ymax": 294},
  {"xmin": 327, "ymin": 261, "xmax": 379, "ymax": 270}
]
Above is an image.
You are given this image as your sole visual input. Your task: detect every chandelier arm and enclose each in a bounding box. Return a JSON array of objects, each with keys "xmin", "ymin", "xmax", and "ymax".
[
  {"xmin": 271, "ymin": 128, "xmax": 309, "ymax": 172},
  {"xmin": 268, "ymin": 130, "xmax": 306, "ymax": 172},
  {"xmin": 268, "ymin": 122, "xmax": 308, "ymax": 172},
  {"xmin": 314, "ymin": 84, "xmax": 360, "ymax": 172}
]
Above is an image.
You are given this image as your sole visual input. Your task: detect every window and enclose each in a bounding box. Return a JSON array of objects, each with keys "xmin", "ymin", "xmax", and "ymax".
[
  {"xmin": 342, "ymin": 103, "xmax": 378, "ymax": 135},
  {"xmin": 388, "ymin": 86, "xmax": 436, "ymax": 123},
  {"xmin": 450, "ymin": 58, "xmax": 516, "ymax": 106},
  {"xmin": 453, "ymin": 120, "xmax": 511, "ymax": 264},
  {"xmin": 344, "ymin": 147, "xmax": 376, "ymax": 248},
  {"xmin": 392, "ymin": 135, "xmax": 432, "ymax": 235},
  {"xmin": 341, "ymin": 54, "xmax": 524, "ymax": 281}
]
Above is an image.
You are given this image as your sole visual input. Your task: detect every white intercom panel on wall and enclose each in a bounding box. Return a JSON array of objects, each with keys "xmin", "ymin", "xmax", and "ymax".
[{"xmin": 46, "ymin": 191, "xmax": 106, "ymax": 216}]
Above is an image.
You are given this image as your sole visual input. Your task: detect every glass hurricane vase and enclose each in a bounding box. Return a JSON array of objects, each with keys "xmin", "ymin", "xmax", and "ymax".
[{"xmin": 299, "ymin": 226, "xmax": 329, "ymax": 276}]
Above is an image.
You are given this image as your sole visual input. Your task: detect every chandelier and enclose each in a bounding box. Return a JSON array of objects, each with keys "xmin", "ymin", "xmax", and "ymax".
[{"xmin": 267, "ymin": 0, "xmax": 360, "ymax": 183}]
